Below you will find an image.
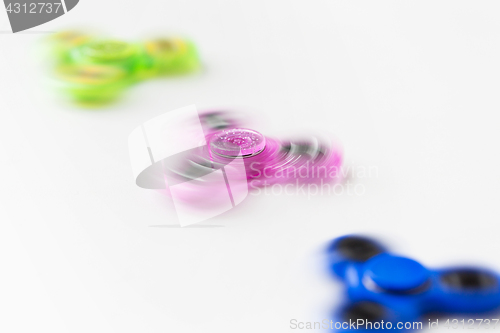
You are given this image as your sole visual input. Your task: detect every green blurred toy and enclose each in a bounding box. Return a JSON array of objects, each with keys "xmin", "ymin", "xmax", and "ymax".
[{"xmin": 48, "ymin": 30, "xmax": 201, "ymax": 105}]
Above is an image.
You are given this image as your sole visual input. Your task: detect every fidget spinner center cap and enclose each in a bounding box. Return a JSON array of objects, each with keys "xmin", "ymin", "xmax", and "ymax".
[
  {"xmin": 364, "ymin": 254, "xmax": 430, "ymax": 292},
  {"xmin": 209, "ymin": 128, "xmax": 266, "ymax": 158},
  {"xmin": 82, "ymin": 40, "xmax": 135, "ymax": 61}
]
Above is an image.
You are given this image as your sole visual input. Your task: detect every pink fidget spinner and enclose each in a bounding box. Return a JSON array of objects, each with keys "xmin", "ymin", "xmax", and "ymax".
[{"xmin": 130, "ymin": 107, "xmax": 344, "ymax": 225}]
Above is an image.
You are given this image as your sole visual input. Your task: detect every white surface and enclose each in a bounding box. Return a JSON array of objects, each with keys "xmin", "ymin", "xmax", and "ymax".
[{"xmin": 1, "ymin": 1, "xmax": 500, "ymax": 332}]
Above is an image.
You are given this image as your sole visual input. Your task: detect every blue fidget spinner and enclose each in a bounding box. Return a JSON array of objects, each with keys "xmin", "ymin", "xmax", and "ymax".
[{"xmin": 327, "ymin": 235, "xmax": 500, "ymax": 331}]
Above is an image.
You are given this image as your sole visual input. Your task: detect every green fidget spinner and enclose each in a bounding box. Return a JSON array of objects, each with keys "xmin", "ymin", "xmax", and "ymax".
[{"xmin": 48, "ymin": 30, "xmax": 201, "ymax": 105}]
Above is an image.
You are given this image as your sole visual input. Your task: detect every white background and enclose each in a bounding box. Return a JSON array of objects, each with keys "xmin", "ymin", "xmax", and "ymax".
[{"xmin": 1, "ymin": 1, "xmax": 500, "ymax": 332}]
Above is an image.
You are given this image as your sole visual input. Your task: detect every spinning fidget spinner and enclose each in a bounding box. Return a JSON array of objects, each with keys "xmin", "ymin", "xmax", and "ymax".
[
  {"xmin": 326, "ymin": 235, "xmax": 500, "ymax": 331},
  {"xmin": 129, "ymin": 106, "xmax": 343, "ymax": 225},
  {"xmin": 48, "ymin": 30, "xmax": 200, "ymax": 104}
]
